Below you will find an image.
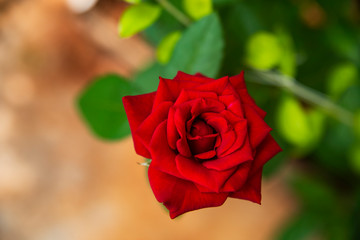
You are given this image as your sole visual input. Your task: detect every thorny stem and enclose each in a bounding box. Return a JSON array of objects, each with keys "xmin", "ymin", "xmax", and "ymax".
[
  {"xmin": 155, "ymin": 0, "xmax": 192, "ymax": 26},
  {"xmin": 246, "ymin": 70, "xmax": 355, "ymax": 126}
]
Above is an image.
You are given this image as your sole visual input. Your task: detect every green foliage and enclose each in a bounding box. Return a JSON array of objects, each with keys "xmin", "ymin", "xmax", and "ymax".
[
  {"xmin": 277, "ymin": 30, "xmax": 296, "ymax": 77},
  {"xmin": 355, "ymin": 110, "xmax": 360, "ymax": 138},
  {"xmin": 124, "ymin": 0, "xmax": 141, "ymax": 3},
  {"xmin": 134, "ymin": 62, "xmax": 163, "ymax": 92},
  {"xmin": 77, "ymin": 74, "xmax": 139, "ymax": 140},
  {"xmin": 245, "ymin": 31, "xmax": 282, "ymax": 70},
  {"xmin": 349, "ymin": 142, "xmax": 360, "ymax": 175},
  {"xmin": 339, "ymin": 86, "xmax": 360, "ymax": 112},
  {"xmin": 291, "ymin": 174, "xmax": 337, "ymax": 211},
  {"xmin": 325, "ymin": 24, "xmax": 360, "ymax": 63},
  {"xmin": 315, "ymin": 121, "xmax": 354, "ymax": 174},
  {"xmin": 164, "ymin": 13, "xmax": 224, "ymax": 78},
  {"xmin": 276, "ymin": 94, "xmax": 324, "ymax": 150},
  {"xmin": 212, "ymin": 0, "xmax": 238, "ymax": 6},
  {"xmin": 156, "ymin": 31, "xmax": 182, "ymax": 64},
  {"xmin": 277, "ymin": 212, "xmax": 321, "ymax": 240},
  {"xmin": 327, "ymin": 63, "xmax": 358, "ymax": 99},
  {"xmin": 183, "ymin": 0, "xmax": 213, "ymax": 20},
  {"xmin": 118, "ymin": 3, "xmax": 162, "ymax": 38}
]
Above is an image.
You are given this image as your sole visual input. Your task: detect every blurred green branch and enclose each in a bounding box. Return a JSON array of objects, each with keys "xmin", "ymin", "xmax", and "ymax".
[
  {"xmin": 247, "ymin": 70, "xmax": 355, "ymax": 126},
  {"xmin": 155, "ymin": 0, "xmax": 192, "ymax": 26}
]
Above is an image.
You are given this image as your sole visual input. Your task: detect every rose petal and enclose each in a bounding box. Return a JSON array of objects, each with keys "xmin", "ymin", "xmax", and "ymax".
[
  {"xmin": 229, "ymin": 168, "xmax": 263, "ymax": 204},
  {"xmin": 174, "ymin": 98, "xmax": 225, "ymax": 157},
  {"xmin": 175, "ymin": 155, "xmax": 236, "ymax": 193},
  {"xmin": 226, "ymin": 100, "xmax": 245, "ymax": 119},
  {"xmin": 194, "ymin": 76, "xmax": 229, "ymax": 95},
  {"xmin": 192, "ymin": 98, "xmax": 226, "ymax": 116},
  {"xmin": 174, "ymin": 89, "xmax": 218, "ymax": 106},
  {"xmin": 167, "ymin": 107, "xmax": 179, "ymax": 150},
  {"xmin": 203, "ymin": 137, "xmax": 253, "ymax": 171},
  {"xmin": 229, "ymin": 72, "xmax": 267, "ymax": 118},
  {"xmin": 188, "ymin": 134, "xmax": 218, "ymax": 156},
  {"xmin": 174, "ymin": 71, "xmax": 210, "ymax": 83},
  {"xmin": 122, "ymin": 92, "xmax": 156, "ymax": 158},
  {"xmin": 136, "ymin": 101, "xmax": 173, "ymax": 150},
  {"xmin": 152, "ymin": 77, "xmax": 198, "ymax": 110},
  {"xmin": 174, "ymin": 103, "xmax": 193, "ymax": 157},
  {"xmin": 201, "ymin": 112, "xmax": 230, "ymax": 133},
  {"xmin": 215, "ymin": 130, "xmax": 236, "ymax": 155},
  {"xmin": 194, "ymin": 150, "xmax": 217, "ymax": 160},
  {"xmin": 244, "ymin": 104, "xmax": 272, "ymax": 149},
  {"xmin": 148, "ymin": 165, "xmax": 228, "ymax": 219},
  {"xmin": 250, "ymin": 134, "xmax": 282, "ymax": 176},
  {"xmin": 219, "ymin": 120, "xmax": 248, "ymax": 157},
  {"xmin": 217, "ymin": 120, "xmax": 248, "ymax": 158},
  {"xmin": 221, "ymin": 161, "xmax": 251, "ymax": 192},
  {"xmin": 149, "ymin": 120, "xmax": 182, "ymax": 178}
]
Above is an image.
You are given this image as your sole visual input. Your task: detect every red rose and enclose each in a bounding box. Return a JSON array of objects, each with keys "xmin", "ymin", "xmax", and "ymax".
[{"xmin": 123, "ymin": 71, "xmax": 281, "ymax": 218}]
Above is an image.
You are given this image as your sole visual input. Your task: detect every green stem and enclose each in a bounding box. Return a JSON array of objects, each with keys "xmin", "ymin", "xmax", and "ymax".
[
  {"xmin": 155, "ymin": 0, "xmax": 192, "ymax": 26},
  {"xmin": 246, "ymin": 70, "xmax": 355, "ymax": 126}
]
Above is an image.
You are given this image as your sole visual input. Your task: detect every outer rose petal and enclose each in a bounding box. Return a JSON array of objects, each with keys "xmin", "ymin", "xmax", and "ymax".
[
  {"xmin": 250, "ymin": 134, "xmax": 282, "ymax": 175},
  {"xmin": 152, "ymin": 77, "xmax": 199, "ymax": 109},
  {"xmin": 149, "ymin": 121, "xmax": 183, "ymax": 179},
  {"xmin": 148, "ymin": 165, "xmax": 228, "ymax": 219},
  {"xmin": 193, "ymin": 76, "xmax": 229, "ymax": 95},
  {"xmin": 229, "ymin": 72, "xmax": 267, "ymax": 118},
  {"xmin": 176, "ymin": 155, "xmax": 236, "ymax": 192},
  {"xmin": 174, "ymin": 71, "xmax": 210, "ymax": 83},
  {"xmin": 243, "ymin": 104, "xmax": 272, "ymax": 149},
  {"xmin": 221, "ymin": 161, "xmax": 251, "ymax": 192},
  {"xmin": 136, "ymin": 101, "xmax": 173, "ymax": 150},
  {"xmin": 229, "ymin": 168, "xmax": 263, "ymax": 204},
  {"xmin": 122, "ymin": 92, "xmax": 156, "ymax": 158}
]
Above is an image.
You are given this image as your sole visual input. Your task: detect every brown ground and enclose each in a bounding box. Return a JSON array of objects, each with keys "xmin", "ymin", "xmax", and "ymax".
[{"xmin": 0, "ymin": 1, "xmax": 296, "ymax": 239}]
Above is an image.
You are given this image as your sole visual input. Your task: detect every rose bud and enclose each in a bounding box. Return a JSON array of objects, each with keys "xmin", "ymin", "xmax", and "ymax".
[{"xmin": 123, "ymin": 71, "xmax": 282, "ymax": 219}]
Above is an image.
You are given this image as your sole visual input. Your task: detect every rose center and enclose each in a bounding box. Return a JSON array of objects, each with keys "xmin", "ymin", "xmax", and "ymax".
[{"xmin": 188, "ymin": 119, "xmax": 217, "ymax": 157}]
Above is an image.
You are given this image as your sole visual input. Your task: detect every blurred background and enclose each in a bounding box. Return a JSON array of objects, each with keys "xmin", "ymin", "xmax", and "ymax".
[{"xmin": 0, "ymin": 0, "xmax": 359, "ymax": 239}]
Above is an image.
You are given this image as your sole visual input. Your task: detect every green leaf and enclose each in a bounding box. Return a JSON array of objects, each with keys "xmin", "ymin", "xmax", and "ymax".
[
  {"xmin": 276, "ymin": 212, "xmax": 321, "ymax": 240},
  {"xmin": 315, "ymin": 121, "xmax": 354, "ymax": 173},
  {"xmin": 327, "ymin": 63, "xmax": 358, "ymax": 99},
  {"xmin": 156, "ymin": 31, "xmax": 182, "ymax": 64},
  {"xmin": 183, "ymin": 0, "xmax": 213, "ymax": 20},
  {"xmin": 307, "ymin": 109, "xmax": 326, "ymax": 144},
  {"xmin": 246, "ymin": 31, "xmax": 282, "ymax": 70},
  {"xmin": 277, "ymin": 94, "xmax": 311, "ymax": 148},
  {"xmin": 325, "ymin": 24, "xmax": 360, "ymax": 62},
  {"xmin": 212, "ymin": 0, "xmax": 238, "ymax": 6},
  {"xmin": 134, "ymin": 62, "xmax": 163, "ymax": 92},
  {"xmin": 164, "ymin": 13, "xmax": 224, "ymax": 78},
  {"xmin": 355, "ymin": 110, "xmax": 360, "ymax": 138},
  {"xmin": 77, "ymin": 74, "xmax": 139, "ymax": 140},
  {"xmin": 276, "ymin": 94, "xmax": 324, "ymax": 150},
  {"xmin": 124, "ymin": 0, "xmax": 141, "ymax": 3},
  {"xmin": 291, "ymin": 174, "xmax": 337, "ymax": 212},
  {"xmin": 277, "ymin": 30, "xmax": 296, "ymax": 77},
  {"xmin": 349, "ymin": 142, "xmax": 360, "ymax": 175},
  {"xmin": 118, "ymin": 3, "xmax": 162, "ymax": 38}
]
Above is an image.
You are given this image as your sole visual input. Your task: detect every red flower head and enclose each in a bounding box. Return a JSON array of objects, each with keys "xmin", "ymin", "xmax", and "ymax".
[{"xmin": 123, "ymin": 71, "xmax": 282, "ymax": 218}]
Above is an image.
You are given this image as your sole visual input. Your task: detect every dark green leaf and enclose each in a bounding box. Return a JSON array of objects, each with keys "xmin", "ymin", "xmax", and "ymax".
[
  {"xmin": 134, "ymin": 63, "xmax": 163, "ymax": 92},
  {"xmin": 164, "ymin": 13, "xmax": 224, "ymax": 78},
  {"xmin": 291, "ymin": 174, "xmax": 337, "ymax": 212},
  {"xmin": 276, "ymin": 212, "xmax": 321, "ymax": 240},
  {"xmin": 77, "ymin": 74, "xmax": 139, "ymax": 140}
]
